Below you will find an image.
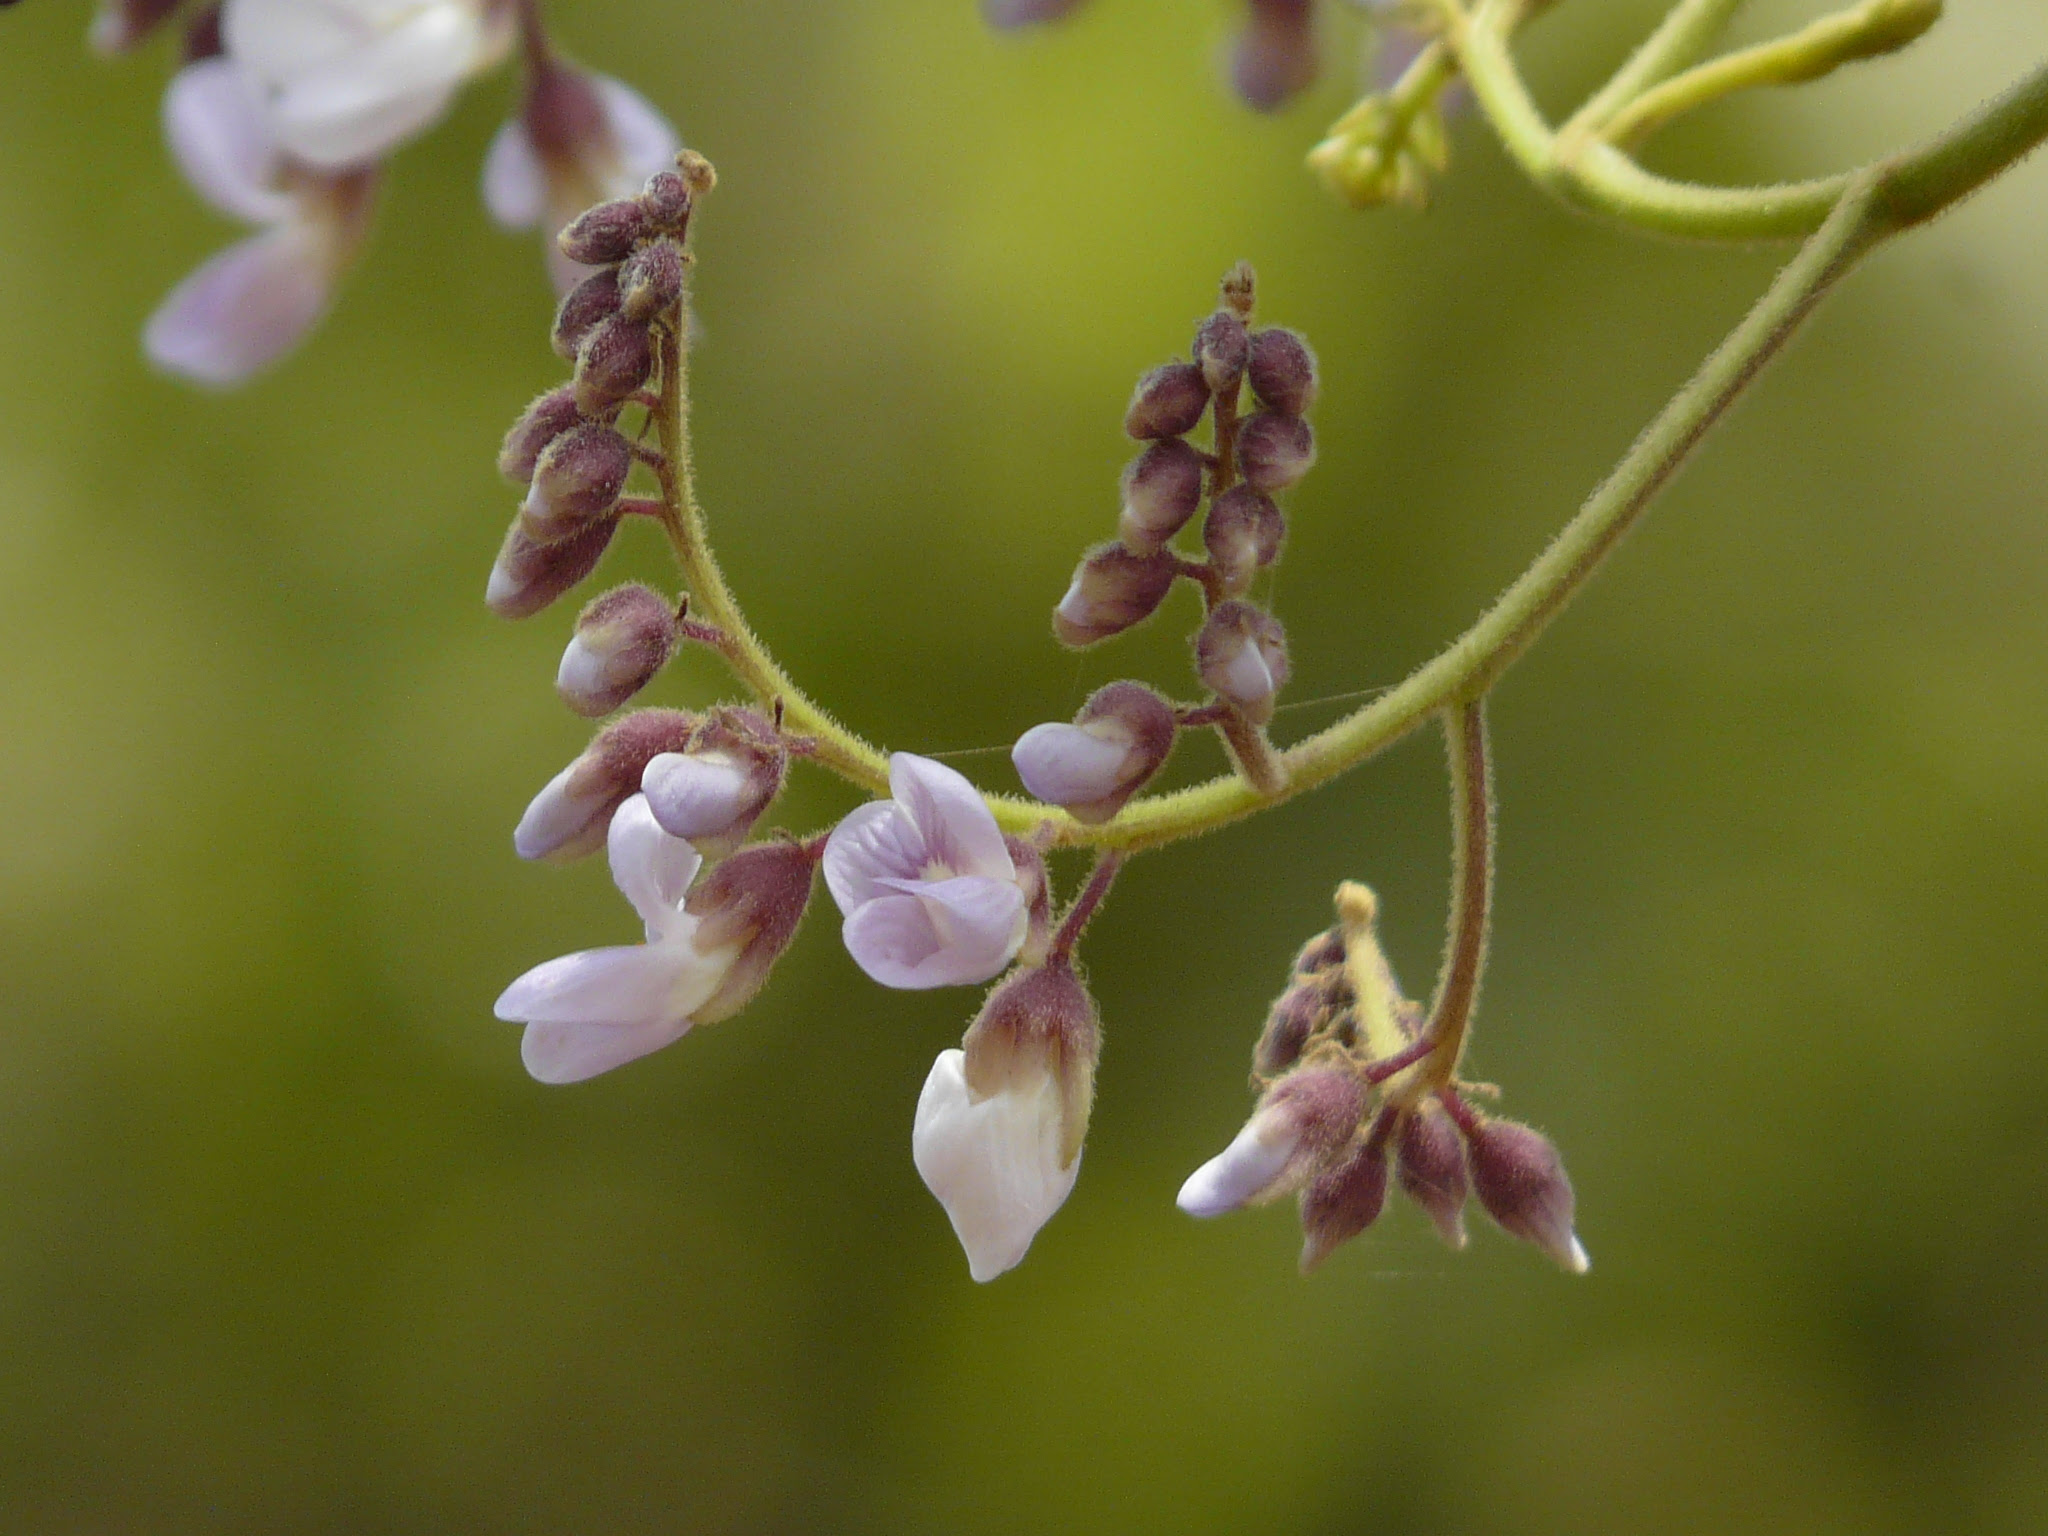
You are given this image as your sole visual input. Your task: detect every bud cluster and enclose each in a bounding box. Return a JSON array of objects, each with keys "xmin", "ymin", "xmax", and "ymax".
[
  {"xmin": 1181, "ymin": 882, "xmax": 1588, "ymax": 1275},
  {"xmin": 487, "ymin": 151, "xmax": 715, "ymax": 623}
]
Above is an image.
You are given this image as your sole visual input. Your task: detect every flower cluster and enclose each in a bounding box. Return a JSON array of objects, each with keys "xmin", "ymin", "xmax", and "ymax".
[
  {"xmin": 1179, "ymin": 882, "xmax": 1589, "ymax": 1274},
  {"xmin": 92, "ymin": 0, "xmax": 675, "ymax": 384}
]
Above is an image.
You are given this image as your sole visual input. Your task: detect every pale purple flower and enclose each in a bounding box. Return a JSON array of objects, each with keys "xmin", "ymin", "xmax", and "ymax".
[
  {"xmin": 146, "ymin": 57, "xmax": 377, "ymax": 386},
  {"xmin": 823, "ymin": 754, "xmax": 1028, "ymax": 989},
  {"xmin": 1177, "ymin": 1067, "xmax": 1363, "ymax": 1217},
  {"xmin": 913, "ymin": 1047, "xmax": 1080, "ymax": 1282},
  {"xmin": 482, "ymin": 59, "xmax": 680, "ymax": 293},
  {"xmin": 494, "ymin": 794, "xmax": 738, "ymax": 1084}
]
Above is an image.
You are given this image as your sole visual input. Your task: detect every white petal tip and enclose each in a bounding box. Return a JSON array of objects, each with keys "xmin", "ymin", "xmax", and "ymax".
[{"xmin": 1565, "ymin": 1236, "xmax": 1591, "ymax": 1274}]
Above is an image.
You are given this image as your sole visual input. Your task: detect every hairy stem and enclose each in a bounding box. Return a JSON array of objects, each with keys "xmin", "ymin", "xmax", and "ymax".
[
  {"xmin": 1563, "ymin": 0, "xmax": 1752, "ymax": 140},
  {"xmin": 1047, "ymin": 852, "xmax": 1124, "ymax": 965},
  {"xmin": 1403, "ymin": 701, "xmax": 1493, "ymax": 1099}
]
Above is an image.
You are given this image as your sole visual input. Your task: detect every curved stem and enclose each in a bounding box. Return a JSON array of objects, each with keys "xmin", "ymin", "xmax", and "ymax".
[
  {"xmin": 1404, "ymin": 700, "xmax": 1493, "ymax": 1100},
  {"xmin": 1563, "ymin": 0, "xmax": 1751, "ymax": 140}
]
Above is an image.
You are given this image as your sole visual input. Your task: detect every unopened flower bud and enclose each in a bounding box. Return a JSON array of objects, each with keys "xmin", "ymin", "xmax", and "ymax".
[
  {"xmin": 1299, "ymin": 1125, "xmax": 1391, "ymax": 1272},
  {"xmin": 1293, "ymin": 925, "xmax": 1345, "ymax": 975},
  {"xmin": 90, "ymin": 0, "xmax": 180, "ymax": 54},
  {"xmin": 573, "ymin": 313, "xmax": 655, "ymax": 414},
  {"xmin": 1238, "ymin": 411, "xmax": 1316, "ymax": 492},
  {"xmin": 618, "ymin": 238, "xmax": 685, "ymax": 322},
  {"xmin": 514, "ymin": 707, "xmax": 697, "ymax": 862},
  {"xmin": 1202, "ymin": 485, "xmax": 1286, "ymax": 594},
  {"xmin": 1396, "ymin": 1103, "xmax": 1470, "ymax": 1250},
  {"xmin": 1253, "ymin": 983, "xmax": 1325, "ymax": 1076},
  {"xmin": 638, "ymin": 168, "xmax": 692, "ymax": 227},
  {"xmin": 962, "ymin": 961, "xmax": 1102, "ymax": 1170},
  {"xmin": 557, "ymin": 196, "xmax": 649, "ymax": 266},
  {"xmin": 1124, "ymin": 361, "xmax": 1210, "ymax": 440},
  {"xmin": 1012, "ymin": 680, "xmax": 1177, "ymax": 823},
  {"xmin": 640, "ymin": 705, "xmax": 787, "ymax": 857},
  {"xmin": 1248, "ymin": 326, "xmax": 1318, "ymax": 415},
  {"xmin": 1117, "ymin": 438, "xmax": 1206, "ymax": 552},
  {"xmin": 681, "ymin": 839, "xmax": 818, "ymax": 1022},
  {"xmin": 498, "ymin": 385, "xmax": 583, "ymax": 485},
  {"xmin": 982, "ymin": 0, "xmax": 1090, "ymax": 28},
  {"xmin": 1178, "ymin": 1066, "xmax": 1362, "ymax": 1217},
  {"xmin": 551, "ymin": 266, "xmax": 623, "ymax": 361},
  {"xmin": 1053, "ymin": 543, "xmax": 1179, "ymax": 648},
  {"xmin": 1462, "ymin": 1113, "xmax": 1589, "ymax": 1273},
  {"xmin": 558, "ymin": 583, "xmax": 678, "ymax": 717},
  {"xmin": 1232, "ymin": 0, "xmax": 1318, "ymax": 111},
  {"xmin": 522, "ymin": 422, "xmax": 632, "ymax": 541},
  {"xmin": 485, "ymin": 514, "xmax": 618, "ymax": 620},
  {"xmin": 1195, "ymin": 601, "xmax": 1290, "ymax": 723},
  {"xmin": 1194, "ymin": 309, "xmax": 1250, "ymax": 397}
]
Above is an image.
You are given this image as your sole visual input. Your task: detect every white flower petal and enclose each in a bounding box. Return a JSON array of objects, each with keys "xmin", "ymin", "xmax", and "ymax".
[
  {"xmin": 1175, "ymin": 1110, "xmax": 1301, "ymax": 1217},
  {"xmin": 889, "ymin": 753, "xmax": 1014, "ymax": 882},
  {"xmin": 606, "ymin": 794, "xmax": 702, "ymax": 936},
  {"xmin": 493, "ymin": 940, "xmax": 720, "ymax": 1031},
  {"xmin": 593, "ymin": 74, "xmax": 680, "ymax": 186},
  {"xmin": 520, "ymin": 1015, "xmax": 693, "ymax": 1084},
  {"xmin": 163, "ymin": 58, "xmax": 292, "ymax": 224},
  {"xmin": 144, "ymin": 223, "xmax": 333, "ymax": 387},
  {"xmin": 913, "ymin": 1049, "xmax": 1079, "ymax": 1282},
  {"xmin": 480, "ymin": 115, "xmax": 544, "ymax": 229},
  {"xmin": 822, "ymin": 800, "xmax": 930, "ymax": 912},
  {"xmin": 640, "ymin": 753, "xmax": 753, "ymax": 844},
  {"xmin": 513, "ymin": 758, "xmax": 610, "ymax": 862},
  {"xmin": 1011, "ymin": 721, "xmax": 1129, "ymax": 807}
]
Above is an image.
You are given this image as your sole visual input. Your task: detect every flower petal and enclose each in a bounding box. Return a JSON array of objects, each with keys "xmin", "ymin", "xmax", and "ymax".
[
  {"xmin": 1176, "ymin": 1109, "xmax": 1302, "ymax": 1217},
  {"xmin": 888, "ymin": 753, "xmax": 1014, "ymax": 881},
  {"xmin": 493, "ymin": 940, "xmax": 719, "ymax": 1030},
  {"xmin": 593, "ymin": 74, "xmax": 681, "ymax": 186},
  {"xmin": 821, "ymin": 800, "xmax": 929, "ymax": 912},
  {"xmin": 162, "ymin": 58, "xmax": 291, "ymax": 224},
  {"xmin": 520, "ymin": 1015, "xmax": 693, "ymax": 1084},
  {"xmin": 1011, "ymin": 721, "xmax": 1129, "ymax": 807},
  {"xmin": 913, "ymin": 1048, "xmax": 1079, "ymax": 1282},
  {"xmin": 846, "ymin": 876, "xmax": 1025, "ymax": 989},
  {"xmin": 640, "ymin": 753, "xmax": 753, "ymax": 845},
  {"xmin": 143, "ymin": 223, "xmax": 332, "ymax": 386},
  {"xmin": 480, "ymin": 115, "xmax": 544, "ymax": 229},
  {"xmin": 606, "ymin": 793, "xmax": 701, "ymax": 936}
]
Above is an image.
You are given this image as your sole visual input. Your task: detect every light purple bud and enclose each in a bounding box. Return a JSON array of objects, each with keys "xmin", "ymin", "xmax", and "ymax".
[
  {"xmin": 1202, "ymin": 485, "xmax": 1286, "ymax": 594},
  {"xmin": 1396, "ymin": 1102, "xmax": 1471, "ymax": 1250},
  {"xmin": 1053, "ymin": 543, "xmax": 1180, "ymax": 648},
  {"xmin": 573, "ymin": 313, "xmax": 655, "ymax": 415},
  {"xmin": 552, "ymin": 267, "xmax": 624, "ymax": 362},
  {"xmin": 558, "ymin": 583, "xmax": 679, "ymax": 717},
  {"xmin": 983, "ymin": 0, "xmax": 1090, "ymax": 28},
  {"xmin": 1124, "ymin": 361, "xmax": 1211, "ymax": 440},
  {"xmin": 1299, "ymin": 1123, "xmax": 1391, "ymax": 1273},
  {"xmin": 1238, "ymin": 411, "xmax": 1316, "ymax": 492},
  {"xmin": 1194, "ymin": 309, "xmax": 1250, "ymax": 397},
  {"xmin": 1231, "ymin": 0, "xmax": 1318, "ymax": 112},
  {"xmin": 1248, "ymin": 326, "xmax": 1318, "ymax": 415},
  {"xmin": 1177, "ymin": 1065, "xmax": 1363, "ymax": 1218},
  {"xmin": 498, "ymin": 385, "xmax": 584, "ymax": 485},
  {"xmin": 618, "ymin": 238, "xmax": 686, "ymax": 322},
  {"xmin": 521, "ymin": 423, "xmax": 632, "ymax": 542},
  {"xmin": 486, "ymin": 515, "xmax": 618, "ymax": 621},
  {"xmin": 90, "ymin": 0, "xmax": 181, "ymax": 55},
  {"xmin": 513, "ymin": 709, "xmax": 697, "ymax": 862},
  {"xmin": 1195, "ymin": 600, "xmax": 1290, "ymax": 723},
  {"xmin": 1118, "ymin": 438, "xmax": 1206, "ymax": 553},
  {"xmin": 557, "ymin": 198, "xmax": 650, "ymax": 266},
  {"xmin": 640, "ymin": 705, "xmax": 787, "ymax": 857},
  {"xmin": 1012, "ymin": 680, "xmax": 1177, "ymax": 823},
  {"xmin": 1462, "ymin": 1114, "xmax": 1589, "ymax": 1273}
]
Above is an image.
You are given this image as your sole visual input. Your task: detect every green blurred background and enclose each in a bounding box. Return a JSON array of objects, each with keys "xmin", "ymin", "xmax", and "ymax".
[{"xmin": 3, "ymin": 1, "xmax": 2047, "ymax": 1530}]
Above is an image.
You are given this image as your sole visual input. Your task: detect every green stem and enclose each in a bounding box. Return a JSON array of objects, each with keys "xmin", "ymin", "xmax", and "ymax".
[
  {"xmin": 1563, "ymin": 0, "xmax": 1752, "ymax": 139},
  {"xmin": 1402, "ymin": 700, "xmax": 1494, "ymax": 1102}
]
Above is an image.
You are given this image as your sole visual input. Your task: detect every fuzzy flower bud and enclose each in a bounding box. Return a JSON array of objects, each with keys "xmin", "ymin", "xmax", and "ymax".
[
  {"xmin": 1202, "ymin": 485, "xmax": 1286, "ymax": 594},
  {"xmin": 1124, "ymin": 361, "xmax": 1210, "ymax": 440},
  {"xmin": 1252, "ymin": 976, "xmax": 1343, "ymax": 1076},
  {"xmin": 521, "ymin": 422, "xmax": 631, "ymax": 541},
  {"xmin": 1117, "ymin": 439, "xmax": 1206, "ymax": 553},
  {"xmin": 1177, "ymin": 1066, "xmax": 1362, "ymax": 1217},
  {"xmin": 551, "ymin": 266, "xmax": 623, "ymax": 361},
  {"xmin": 1299, "ymin": 1126, "xmax": 1391, "ymax": 1272},
  {"xmin": 1248, "ymin": 326, "xmax": 1318, "ymax": 416},
  {"xmin": 513, "ymin": 708, "xmax": 696, "ymax": 863},
  {"xmin": 638, "ymin": 167, "xmax": 692, "ymax": 227},
  {"xmin": 618, "ymin": 238, "xmax": 687, "ymax": 322},
  {"xmin": 916, "ymin": 961, "xmax": 1100, "ymax": 1281},
  {"xmin": 1194, "ymin": 309, "xmax": 1250, "ymax": 397},
  {"xmin": 1396, "ymin": 1102, "xmax": 1471, "ymax": 1250},
  {"xmin": 485, "ymin": 514, "xmax": 617, "ymax": 620},
  {"xmin": 982, "ymin": 0, "xmax": 1090, "ymax": 27},
  {"xmin": 558, "ymin": 583, "xmax": 678, "ymax": 717},
  {"xmin": 1237, "ymin": 410, "xmax": 1316, "ymax": 492},
  {"xmin": 573, "ymin": 313, "xmax": 655, "ymax": 414},
  {"xmin": 1232, "ymin": 0, "xmax": 1318, "ymax": 111},
  {"xmin": 1011, "ymin": 681, "xmax": 1177, "ymax": 823},
  {"xmin": 557, "ymin": 196, "xmax": 650, "ymax": 266},
  {"xmin": 1462, "ymin": 1113, "xmax": 1589, "ymax": 1273},
  {"xmin": 680, "ymin": 838, "xmax": 818, "ymax": 1023},
  {"xmin": 497, "ymin": 385, "xmax": 583, "ymax": 485},
  {"xmin": 1293, "ymin": 925, "xmax": 1346, "ymax": 975},
  {"xmin": 90, "ymin": 0, "xmax": 181, "ymax": 54},
  {"xmin": 640, "ymin": 706, "xmax": 788, "ymax": 858},
  {"xmin": 1195, "ymin": 600, "xmax": 1290, "ymax": 723},
  {"xmin": 1053, "ymin": 543, "xmax": 1179, "ymax": 648}
]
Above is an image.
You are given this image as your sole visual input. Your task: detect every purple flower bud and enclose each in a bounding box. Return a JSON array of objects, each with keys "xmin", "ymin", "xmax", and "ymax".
[
  {"xmin": 1231, "ymin": 0, "xmax": 1318, "ymax": 112},
  {"xmin": 639, "ymin": 168, "xmax": 693, "ymax": 227},
  {"xmin": 514, "ymin": 708, "xmax": 697, "ymax": 862},
  {"xmin": 498, "ymin": 385, "xmax": 584, "ymax": 485},
  {"xmin": 1178, "ymin": 1065, "xmax": 1363, "ymax": 1217},
  {"xmin": 1012, "ymin": 679, "xmax": 1177, "ymax": 823},
  {"xmin": 486, "ymin": 514, "xmax": 618, "ymax": 620},
  {"xmin": 522, "ymin": 423, "xmax": 633, "ymax": 542},
  {"xmin": 1462, "ymin": 1113, "xmax": 1589, "ymax": 1273},
  {"xmin": 557, "ymin": 197, "xmax": 650, "ymax": 266},
  {"xmin": 1053, "ymin": 543, "xmax": 1180, "ymax": 648},
  {"xmin": 962, "ymin": 960, "xmax": 1102, "ymax": 1169},
  {"xmin": 640, "ymin": 705, "xmax": 788, "ymax": 857},
  {"xmin": 682, "ymin": 838, "xmax": 819, "ymax": 1023},
  {"xmin": 982, "ymin": 0, "xmax": 1090, "ymax": 28},
  {"xmin": 1195, "ymin": 600, "xmax": 1290, "ymax": 723},
  {"xmin": 573, "ymin": 313, "xmax": 656, "ymax": 414},
  {"xmin": 552, "ymin": 266, "xmax": 624, "ymax": 362},
  {"xmin": 1253, "ymin": 982, "xmax": 1326, "ymax": 1076},
  {"xmin": 1124, "ymin": 361, "xmax": 1211, "ymax": 440},
  {"xmin": 1293, "ymin": 925, "xmax": 1346, "ymax": 975},
  {"xmin": 1248, "ymin": 326, "xmax": 1318, "ymax": 415},
  {"xmin": 1396, "ymin": 1103, "xmax": 1471, "ymax": 1250},
  {"xmin": 1202, "ymin": 485, "xmax": 1286, "ymax": 594},
  {"xmin": 90, "ymin": 0, "xmax": 181, "ymax": 55},
  {"xmin": 1117, "ymin": 439, "xmax": 1206, "ymax": 553},
  {"xmin": 1299, "ymin": 1127, "xmax": 1390, "ymax": 1272},
  {"xmin": 1238, "ymin": 411, "xmax": 1316, "ymax": 493},
  {"xmin": 1194, "ymin": 309, "xmax": 1250, "ymax": 397},
  {"xmin": 618, "ymin": 238, "xmax": 686, "ymax": 322},
  {"xmin": 558, "ymin": 583, "xmax": 679, "ymax": 717}
]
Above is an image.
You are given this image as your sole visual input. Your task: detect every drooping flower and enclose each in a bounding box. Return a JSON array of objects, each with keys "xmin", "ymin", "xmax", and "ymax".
[
  {"xmin": 481, "ymin": 53, "xmax": 679, "ymax": 293},
  {"xmin": 822, "ymin": 754, "xmax": 1028, "ymax": 989},
  {"xmin": 221, "ymin": 0, "xmax": 510, "ymax": 170},
  {"xmin": 1176, "ymin": 1066, "xmax": 1362, "ymax": 1216},
  {"xmin": 146, "ymin": 56, "xmax": 378, "ymax": 385}
]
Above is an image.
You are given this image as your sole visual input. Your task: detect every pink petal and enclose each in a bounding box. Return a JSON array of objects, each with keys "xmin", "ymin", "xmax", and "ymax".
[
  {"xmin": 641, "ymin": 753, "xmax": 754, "ymax": 844},
  {"xmin": 606, "ymin": 794, "xmax": 701, "ymax": 935},
  {"xmin": 888, "ymin": 753, "xmax": 1014, "ymax": 882},
  {"xmin": 144, "ymin": 224, "xmax": 332, "ymax": 386},
  {"xmin": 163, "ymin": 58, "xmax": 291, "ymax": 224},
  {"xmin": 1011, "ymin": 722, "xmax": 1128, "ymax": 806},
  {"xmin": 493, "ymin": 942, "xmax": 717, "ymax": 1030},
  {"xmin": 844, "ymin": 876, "xmax": 1025, "ymax": 989},
  {"xmin": 822, "ymin": 800, "xmax": 930, "ymax": 913},
  {"xmin": 520, "ymin": 1015, "xmax": 692, "ymax": 1085},
  {"xmin": 480, "ymin": 116, "xmax": 544, "ymax": 229}
]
